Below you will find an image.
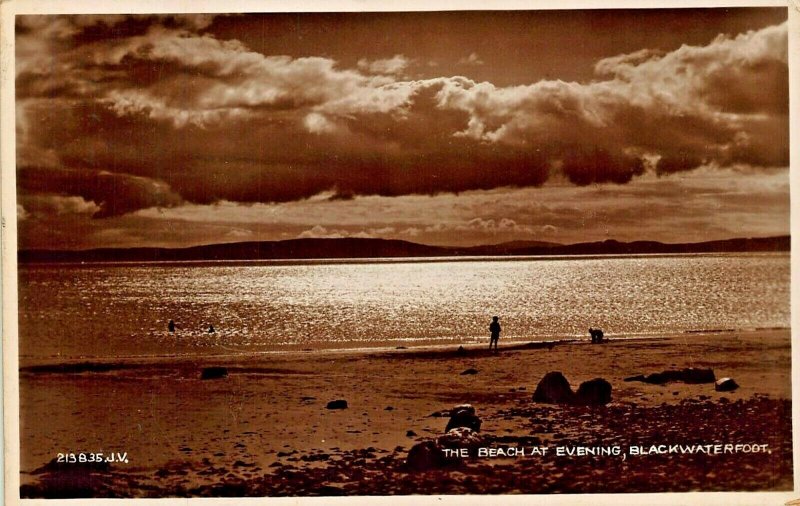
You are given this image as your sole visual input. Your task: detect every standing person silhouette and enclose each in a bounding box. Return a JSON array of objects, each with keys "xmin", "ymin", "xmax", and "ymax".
[{"xmin": 489, "ymin": 316, "xmax": 501, "ymax": 352}]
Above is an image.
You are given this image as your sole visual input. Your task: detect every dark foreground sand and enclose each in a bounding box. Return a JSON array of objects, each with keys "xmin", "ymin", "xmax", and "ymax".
[{"xmin": 19, "ymin": 330, "xmax": 792, "ymax": 497}]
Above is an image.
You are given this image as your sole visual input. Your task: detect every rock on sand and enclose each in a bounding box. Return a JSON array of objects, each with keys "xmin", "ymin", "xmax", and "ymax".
[
  {"xmin": 445, "ymin": 404, "xmax": 482, "ymax": 432},
  {"xmin": 405, "ymin": 427, "xmax": 487, "ymax": 471},
  {"xmin": 200, "ymin": 367, "xmax": 228, "ymax": 380},
  {"xmin": 405, "ymin": 440, "xmax": 443, "ymax": 471},
  {"xmin": 532, "ymin": 372, "xmax": 612, "ymax": 405},
  {"xmin": 438, "ymin": 427, "xmax": 486, "ymax": 452},
  {"xmin": 624, "ymin": 368, "xmax": 715, "ymax": 385},
  {"xmin": 575, "ymin": 378, "xmax": 612, "ymax": 405},
  {"xmin": 532, "ymin": 372, "xmax": 575, "ymax": 404},
  {"xmin": 715, "ymin": 378, "xmax": 739, "ymax": 392}
]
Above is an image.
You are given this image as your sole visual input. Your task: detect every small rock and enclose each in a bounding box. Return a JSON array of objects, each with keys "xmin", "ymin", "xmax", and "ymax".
[
  {"xmin": 406, "ymin": 430, "xmax": 417, "ymax": 437},
  {"xmin": 624, "ymin": 374, "xmax": 646, "ymax": 382},
  {"xmin": 200, "ymin": 367, "xmax": 228, "ymax": 380},
  {"xmin": 460, "ymin": 368, "xmax": 478, "ymax": 375},
  {"xmin": 326, "ymin": 399, "xmax": 348, "ymax": 410},
  {"xmin": 405, "ymin": 441, "xmax": 443, "ymax": 471},
  {"xmin": 437, "ymin": 426, "xmax": 486, "ymax": 453},
  {"xmin": 314, "ymin": 485, "xmax": 345, "ymax": 496},
  {"xmin": 715, "ymin": 377, "xmax": 739, "ymax": 392},
  {"xmin": 445, "ymin": 404, "xmax": 482, "ymax": 432},
  {"xmin": 385, "ymin": 406, "xmax": 394, "ymax": 411}
]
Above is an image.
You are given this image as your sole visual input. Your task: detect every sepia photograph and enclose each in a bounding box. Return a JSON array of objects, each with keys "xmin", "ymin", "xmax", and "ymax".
[{"xmin": 2, "ymin": 1, "xmax": 795, "ymax": 501}]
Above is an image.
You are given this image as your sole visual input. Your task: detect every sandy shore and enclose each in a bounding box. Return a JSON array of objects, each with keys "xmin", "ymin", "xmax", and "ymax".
[{"xmin": 19, "ymin": 329, "xmax": 792, "ymax": 497}]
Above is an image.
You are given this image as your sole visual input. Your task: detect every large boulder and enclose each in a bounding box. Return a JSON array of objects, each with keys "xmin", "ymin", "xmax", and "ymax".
[
  {"xmin": 715, "ymin": 377, "xmax": 739, "ymax": 392},
  {"xmin": 575, "ymin": 378, "xmax": 612, "ymax": 405},
  {"xmin": 532, "ymin": 372, "xmax": 575, "ymax": 404},
  {"xmin": 445, "ymin": 404, "xmax": 482, "ymax": 432}
]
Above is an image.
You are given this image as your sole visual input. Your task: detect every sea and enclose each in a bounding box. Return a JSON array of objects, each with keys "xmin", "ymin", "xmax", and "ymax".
[{"xmin": 17, "ymin": 252, "xmax": 790, "ymax": 363}]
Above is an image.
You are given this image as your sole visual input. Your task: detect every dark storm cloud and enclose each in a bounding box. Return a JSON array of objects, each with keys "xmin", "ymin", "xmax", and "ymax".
[
  {"xmin": 17, "ymin": 165, "xmax": 183, "ymax": 218},
  {"xmin": 561, "ymin": 149, "xmax": 645, "ymax": 186},
  {"xmin": 15, "ymin": 14, "xmax": 788, "ymax": 218}
]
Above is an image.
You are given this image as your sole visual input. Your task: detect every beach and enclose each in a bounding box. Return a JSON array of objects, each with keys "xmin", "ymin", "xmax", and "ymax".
[{"xmin": 18, "ymin": 328, "xmax": 792, "ymax": 497}]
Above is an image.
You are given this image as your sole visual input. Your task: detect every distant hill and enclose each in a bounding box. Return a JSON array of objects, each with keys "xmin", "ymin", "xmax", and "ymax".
[
  {"xmin": 460, "ymin": 240, "xmax": 561, "ymax": 255},
  {"xmin": 18, "ymin": 238, "xmax": 450, "ymax": 263},
  {"xmin": 505, "ymin": 236, "xmax": 790, "ymax": 257},
  {"xmin": 18, "ymin": 235, "xmax": 789, "ymax": 263}
]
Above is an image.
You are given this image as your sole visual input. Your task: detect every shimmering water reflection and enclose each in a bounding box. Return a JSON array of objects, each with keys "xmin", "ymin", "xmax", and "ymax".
[{"xmin": 18, "ymin": 253, "xmax": 789, "ymax": 361}]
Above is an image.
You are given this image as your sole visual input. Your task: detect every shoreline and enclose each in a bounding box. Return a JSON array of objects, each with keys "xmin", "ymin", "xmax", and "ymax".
[
  {"xmin": 18, "ymin": 327, "xmax": 789, "ymax": 369},
  {"xmin": 17, "ymin": 249, "xmax": 790, "ymax": 269}
]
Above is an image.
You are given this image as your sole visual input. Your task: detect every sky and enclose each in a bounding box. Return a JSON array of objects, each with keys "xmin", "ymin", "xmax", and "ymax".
[{"xmin": 14, "ymin": 9, "xmax": 789, "ymax": 250}]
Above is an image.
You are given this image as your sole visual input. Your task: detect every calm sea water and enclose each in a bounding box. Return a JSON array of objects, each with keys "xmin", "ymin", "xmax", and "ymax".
[{"xmin": 17, "ymin": 253, "xmax": 790, "ymax": 362}]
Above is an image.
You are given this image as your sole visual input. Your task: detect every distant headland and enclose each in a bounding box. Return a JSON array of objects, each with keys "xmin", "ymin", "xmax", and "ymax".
[{"xmin": 17, "ymin": 235, "xmax": 790, "ymax": 263}]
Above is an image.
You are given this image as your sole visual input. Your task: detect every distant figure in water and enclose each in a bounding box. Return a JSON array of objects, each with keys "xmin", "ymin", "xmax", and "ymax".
[
  {"xmin": 208, "ymin": 324, "xmax": 216, "ymax": 334},
  {"xmin": 489, "ymin": 316, "xmax": 501, "ymax": 352},
  {"xmin": 168, "ymin": 319, "xmax": 176, "ymax": 333},
  {"xmin": 589, "ymin": 327, "xmax": 604, "ymax": 344}
]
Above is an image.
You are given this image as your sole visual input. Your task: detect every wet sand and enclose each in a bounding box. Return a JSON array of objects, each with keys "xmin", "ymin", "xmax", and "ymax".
[{"xmin": 18, "ymin": 329, "xmax": 792, "ymax": 497}]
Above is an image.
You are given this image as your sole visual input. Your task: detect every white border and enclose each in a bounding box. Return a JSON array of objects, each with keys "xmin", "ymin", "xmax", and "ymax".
[{"xmin": 0, "ymin": 1, "xmax": 796, "ymax": 505}]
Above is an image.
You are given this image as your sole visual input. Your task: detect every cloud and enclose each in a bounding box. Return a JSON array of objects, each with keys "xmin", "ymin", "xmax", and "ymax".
[
  {"xmin": 357, "ymin": 55, "xmax": 410, "ymax": 75},
  {"xmin": 458, "ymin": 52, "xmax": 484, "ymax": 66},
  {"xmin": 450, "ymin": 217, "xmax": 533, "ymax": 234},
  {"xmin": 435, "ymin": 22, "xmax": 787, "ymax": 178},
  {"xmin": 225, "ymin": 227, "xmax": 253, "ymax": 238},
  {"xmin": 303, "ymin": 112, "xmax": 340, "ymax": 134},
  {"xmin": 15, "ymin": 15, "xmax": 788, "ymax": 221},
  {"xmin": 17, "ymin": 167, "xmax": 788, "ymax": 250},
  {"xmin": 21, "ymin": 194, "xmax": 101, "ymax": 217},
  {"xmin": 297, "ymin": 224, "xmax": 397, "ymax": 239},
  {"xmin": 297, "ymin": 225, "xmax": 348, "ymax": 239},
  {"xmin": 17, "ymin": 165, "xmax": 183, "ymax": 218}
]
